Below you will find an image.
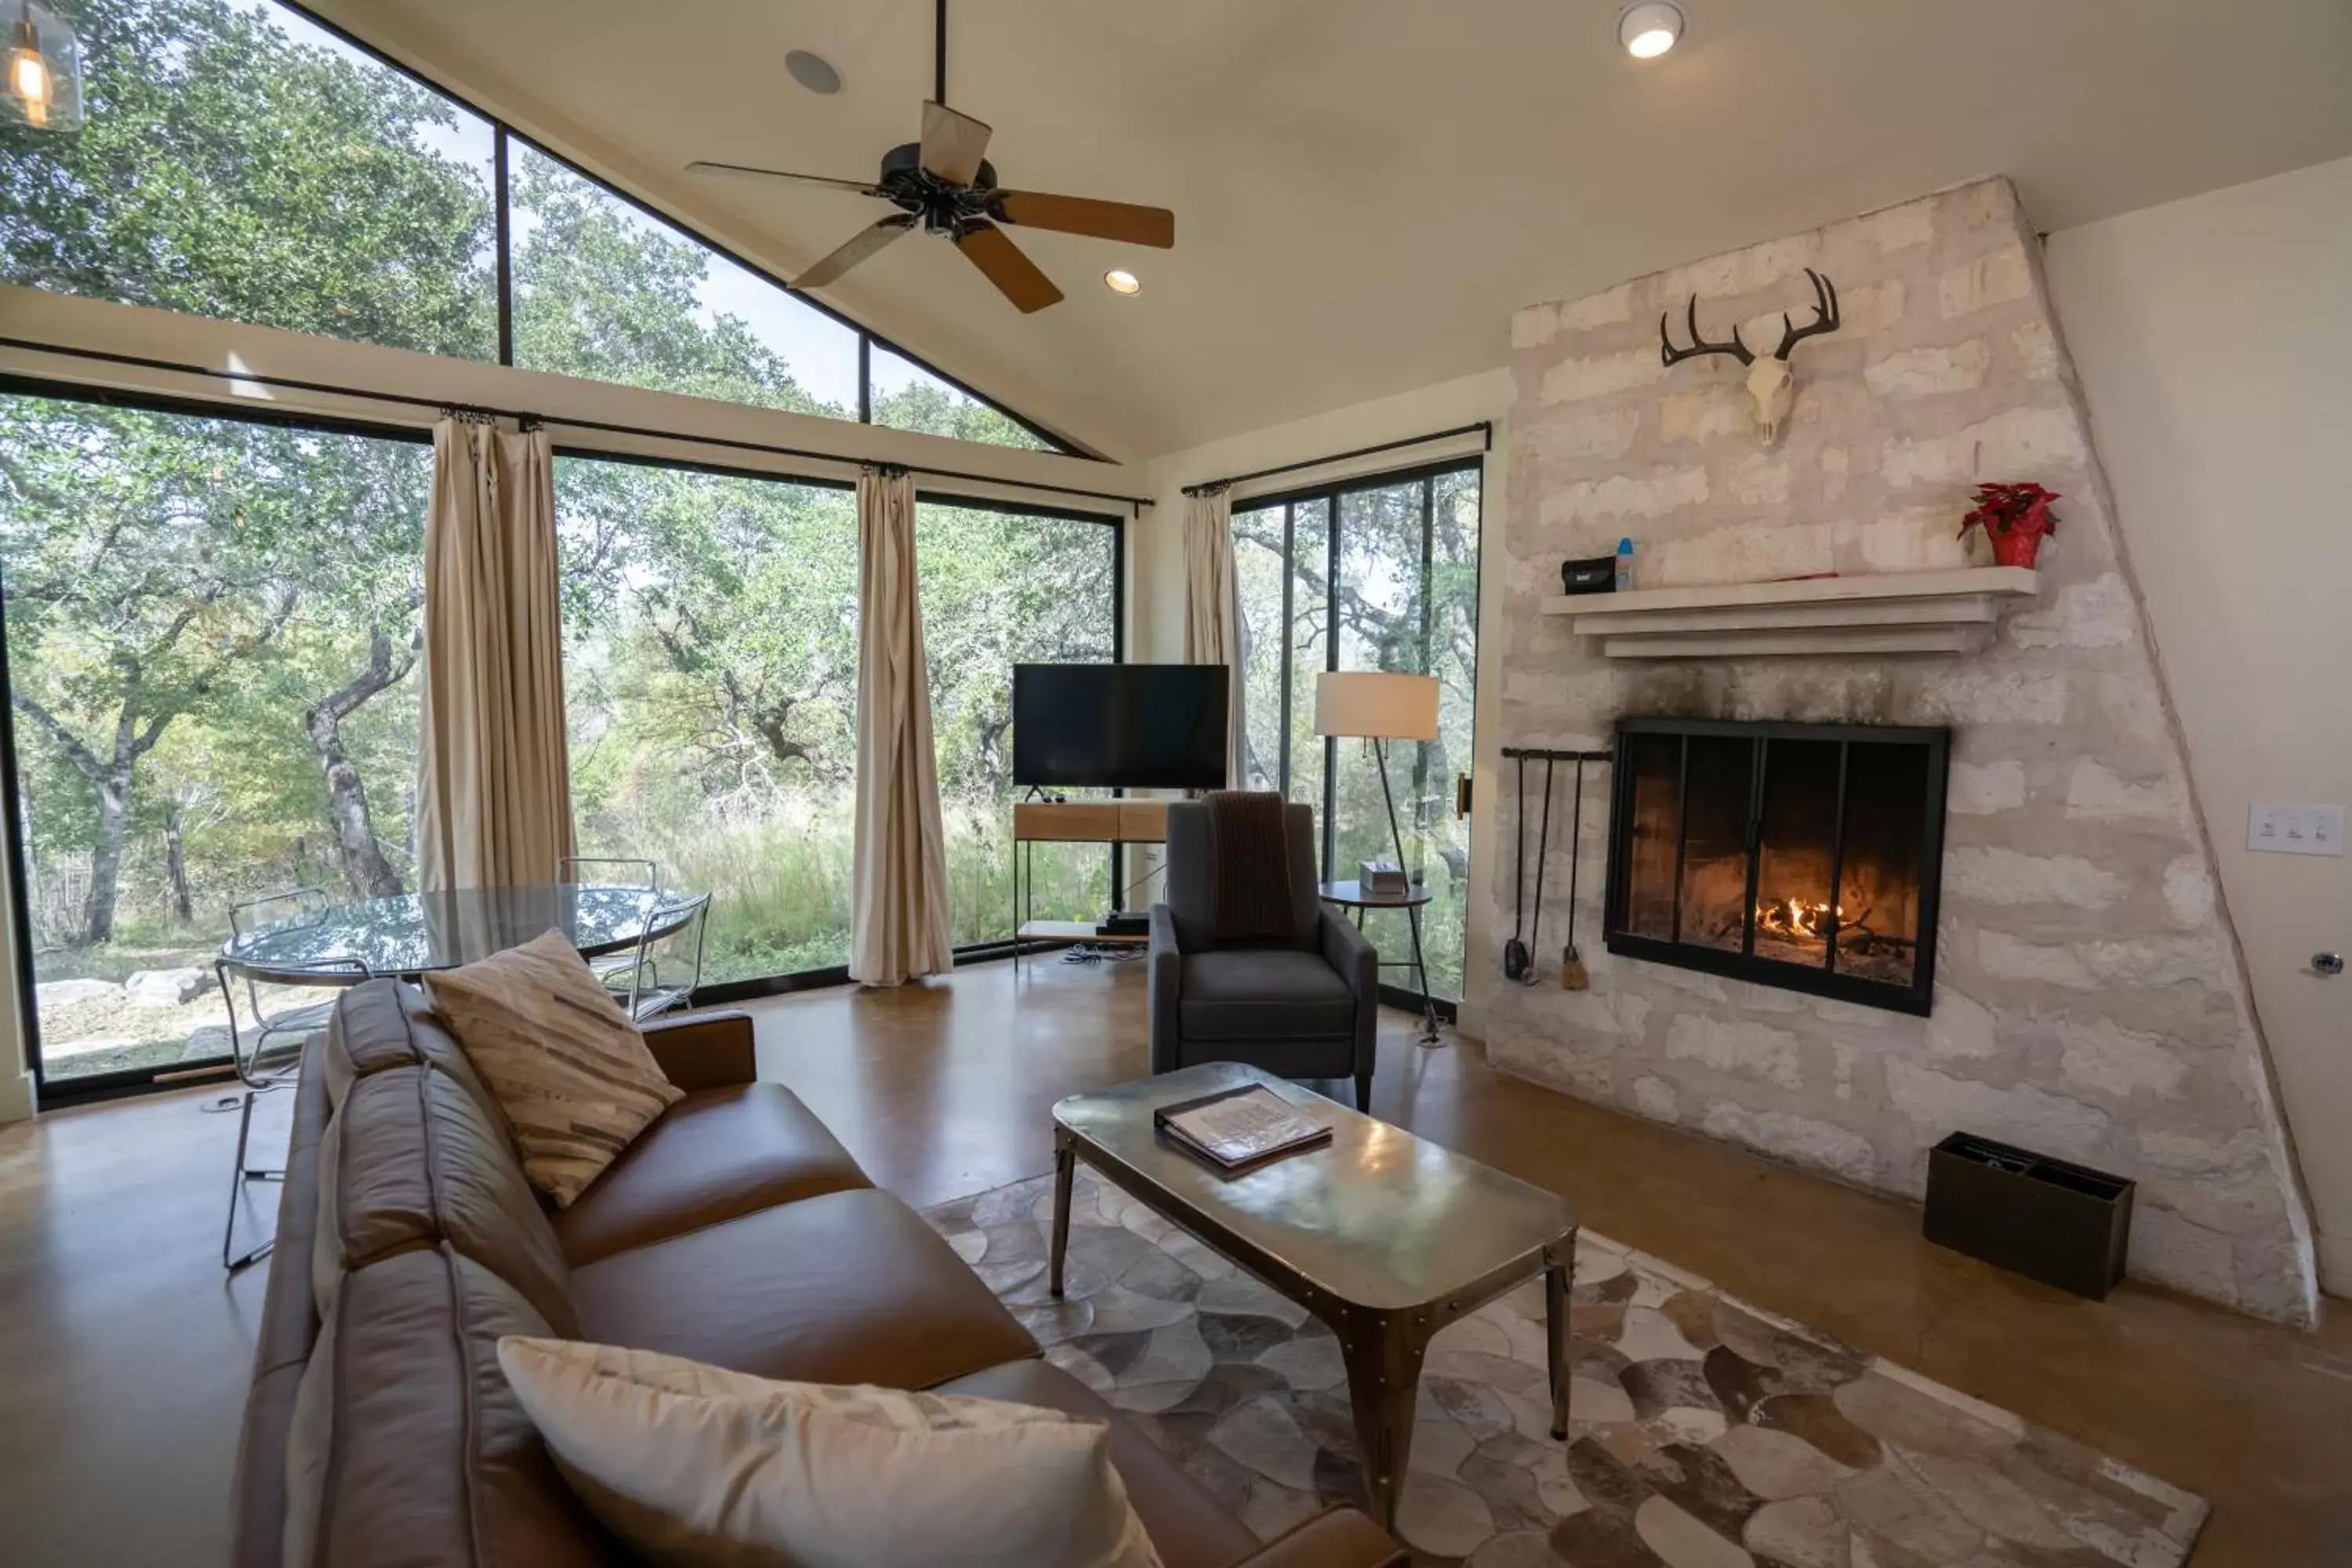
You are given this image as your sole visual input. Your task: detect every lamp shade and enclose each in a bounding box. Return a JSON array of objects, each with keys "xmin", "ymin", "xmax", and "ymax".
[{"xmin": 1315, "ymin": 670, "xmax": 1439, "ymax": 742}]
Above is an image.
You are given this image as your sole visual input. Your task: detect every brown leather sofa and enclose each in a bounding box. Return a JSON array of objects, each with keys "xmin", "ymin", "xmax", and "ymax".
[{"xmin": 232, "ymin": 979, "xmax": 1403, "ymax": 1568}]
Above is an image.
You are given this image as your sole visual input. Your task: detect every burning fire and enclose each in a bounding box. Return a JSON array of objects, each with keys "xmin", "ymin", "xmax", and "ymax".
[{"xmin": 1757, "ymin": 896, "xmax": 1842, "ymax": 941}]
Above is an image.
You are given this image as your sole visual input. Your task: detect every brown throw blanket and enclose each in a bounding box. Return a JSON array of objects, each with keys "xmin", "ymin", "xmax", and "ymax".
[{"xmin": 1205, "ymin": 789, "xmax": 1298, "ymax": 942}]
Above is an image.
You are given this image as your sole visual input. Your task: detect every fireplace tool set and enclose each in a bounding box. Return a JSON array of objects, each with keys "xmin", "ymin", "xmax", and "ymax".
[{"xmin": 1503, "ymin": 746, "xmax": 1611, "ymax": 990}]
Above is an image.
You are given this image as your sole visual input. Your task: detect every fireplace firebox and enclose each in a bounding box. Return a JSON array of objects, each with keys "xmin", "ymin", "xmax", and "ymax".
[{"xmin": 1603, "ymin": 718, "xmax": 1949, "ymax": 1015}]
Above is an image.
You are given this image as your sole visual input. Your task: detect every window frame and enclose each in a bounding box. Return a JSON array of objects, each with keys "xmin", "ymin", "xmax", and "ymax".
[
  {"xmin": 254, "ymin": 0, "xmax": 1086, "ymax": 457},
  {"xmin": 1230, "ymin": 454, "xmax": 1484, "ymax": 1019},
  {"xmin": 0, "ymin": 372, "xmax": 437, "ymax": 1109}
]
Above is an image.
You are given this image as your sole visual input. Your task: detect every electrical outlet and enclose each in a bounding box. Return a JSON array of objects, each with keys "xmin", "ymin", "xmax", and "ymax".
[{"xmin": 2248, "ymin": 803, "xmax": 2346, "ymax": 858}]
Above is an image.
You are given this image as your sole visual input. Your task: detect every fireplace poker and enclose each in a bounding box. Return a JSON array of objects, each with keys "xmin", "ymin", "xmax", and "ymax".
[{"xmin": 1562, "ymin": 757, "xmax": 1589, "ymax": 991}]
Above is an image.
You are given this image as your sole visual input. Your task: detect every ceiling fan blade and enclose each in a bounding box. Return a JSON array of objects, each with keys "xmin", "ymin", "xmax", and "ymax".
[
  {"xmin": 687, "ymin": 160, "xmax": 884, "ymax": 197},
  {"xmin": 795, "ymin": 216, "xmax": 917, "ymax": 291},
  {"xmin": 993, "ymin": 191, "xmax": 1174, "ymax": 249},
  {"xmin": 955, "ymin": 223, "xmax": 1063, "ymax": 314},
  {"xmin": 920, "ymin": 100, "xmax": 993, "ymax": 186}
]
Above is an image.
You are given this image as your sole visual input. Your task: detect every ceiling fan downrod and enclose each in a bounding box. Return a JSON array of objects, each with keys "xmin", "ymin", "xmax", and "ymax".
[{"xmin": 935, "ymin": 0, "xmax": 949, "ymax": 107}]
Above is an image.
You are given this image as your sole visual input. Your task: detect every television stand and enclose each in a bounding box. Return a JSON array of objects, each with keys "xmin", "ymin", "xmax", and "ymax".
[{"xmin": 1012, "ymin": 800, "xmax": 1168, "ymax": 972}]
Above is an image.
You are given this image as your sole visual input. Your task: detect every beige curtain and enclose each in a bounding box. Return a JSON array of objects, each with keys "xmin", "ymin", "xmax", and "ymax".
[
  {"xmin": 1182, "ymin": 486, "xmax": 1247, "ymax": 787},
  {"xmin": 850, "ymin": 466, "xmax": 953, "ymax": 985},
  {"xmin": 416, "ymin": 418, "xmax": 576, "ymax": 891}
]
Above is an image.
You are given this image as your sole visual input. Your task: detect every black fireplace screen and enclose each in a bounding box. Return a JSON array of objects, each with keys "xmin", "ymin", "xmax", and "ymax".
[{"xmin": 1604, "ymin": 718, "xmax": 1949, "ymax": 1014}]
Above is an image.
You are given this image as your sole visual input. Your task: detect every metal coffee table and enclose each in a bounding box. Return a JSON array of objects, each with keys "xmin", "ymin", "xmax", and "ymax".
[{"xmin": 1050, "ymin": 1062, "xmax": 1579, "ymax": 1532}]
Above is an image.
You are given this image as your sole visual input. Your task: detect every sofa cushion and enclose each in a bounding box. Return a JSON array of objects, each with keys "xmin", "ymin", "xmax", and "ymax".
[
  {"xmin": 314, "ymin": 1061, "xmax": 578, "ymax": 1335},
  {"xmin": 496, "ymin": 1338, "xmax": 1160, "ymax": 1568},
  {"xmin": 1178, "ymin": 948, "xmax": 1356, "ymax": 1041},
  {"xmin": 569, "ymin": 1188, "xmax": 1036, "ymax": 1392},
  {"xmin": 281, "ymin": 1247, "xmax": 618, "ymax": 1568},
  {"xmin": 935, "ymin": 1360, "xmax": 1262, "ymax": 1568},
  {"xmin": 423, "ymin": 930, "xmax": 684, "ymax": 1207},
  {"xmin": 552, "ymin": 1081, "xmax": 872, "ymax": 1268}
]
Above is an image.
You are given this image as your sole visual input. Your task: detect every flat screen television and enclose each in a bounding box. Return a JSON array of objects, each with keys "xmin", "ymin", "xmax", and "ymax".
[{"xmin": 1013, "ymin": 663, "xmax": 1229, "ymax": 790}]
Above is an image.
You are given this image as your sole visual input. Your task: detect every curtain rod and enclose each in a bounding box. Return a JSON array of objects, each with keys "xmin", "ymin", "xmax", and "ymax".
[
  {"xmin": 1181, "ymin": 420, "xmax": 1492, "ymax": 498},
  {"xmin": 1500, "ymin": 746, "xmax": 1612, "ymax": 762},
  {"xmin": 0, "ymin": 336, "xmax": 1156, "ymax": 513}
]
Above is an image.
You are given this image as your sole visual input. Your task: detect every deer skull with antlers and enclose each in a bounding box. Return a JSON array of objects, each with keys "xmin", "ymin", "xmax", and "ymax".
[{"xmin": 1659, "ymin": 268, "xmax": 1842, "ymax": 445}]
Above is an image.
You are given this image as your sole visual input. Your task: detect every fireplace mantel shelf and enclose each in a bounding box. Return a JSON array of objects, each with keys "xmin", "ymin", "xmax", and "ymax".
[{"xmin": 1542, "ymin": 567, "xmax": 2039, "ymax": 659}]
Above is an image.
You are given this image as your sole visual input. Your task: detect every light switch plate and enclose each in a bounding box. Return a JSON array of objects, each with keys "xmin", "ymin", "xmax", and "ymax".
[{"xmin": 2248, "ymin": 802, "xmax": 2346, "ymax": 857}]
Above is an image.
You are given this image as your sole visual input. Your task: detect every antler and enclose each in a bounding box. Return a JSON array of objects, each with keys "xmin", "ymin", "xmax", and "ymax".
[
  {"xmin": 1772, "ymin": 268, "xmax": 1841, "ymax": 360},
  {"xmin": 1659, "ymin": 296, "xmax": 1754, "ymax": 368}
]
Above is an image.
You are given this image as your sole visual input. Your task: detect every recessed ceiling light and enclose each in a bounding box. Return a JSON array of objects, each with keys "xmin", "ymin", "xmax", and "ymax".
[
  {"xmin": 1104, "ymin": 269, "xmax": 1142, "ymax": 296},
  {"xmin": 1617, "ymin": 2, "xmax": 1683, "ymax": 59},
  {"xmin": 785, "ymin": 49, "xmax": 843, "ymax": 95}
]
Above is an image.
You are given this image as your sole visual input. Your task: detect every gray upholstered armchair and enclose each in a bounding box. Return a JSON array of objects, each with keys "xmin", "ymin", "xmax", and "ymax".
[{"xmin": 1149, "ymin": 800, "xmax": 1381, "ymax": 1109}]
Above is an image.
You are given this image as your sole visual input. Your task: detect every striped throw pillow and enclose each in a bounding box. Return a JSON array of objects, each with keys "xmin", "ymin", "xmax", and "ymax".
[{"xmin": 425, "ymin": 928, "xmax": 684, "ymax": 1207}]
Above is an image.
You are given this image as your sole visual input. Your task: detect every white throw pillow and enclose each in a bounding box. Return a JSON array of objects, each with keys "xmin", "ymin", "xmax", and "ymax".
[{"xmin": 497, "ymin": 1337, "xmax": 1163, "ymax": 1568}]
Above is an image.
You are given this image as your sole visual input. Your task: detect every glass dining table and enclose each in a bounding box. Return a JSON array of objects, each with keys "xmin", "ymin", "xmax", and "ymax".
[{"xmin": 217, "ymin": 882, "xmax": 704, "ymax": 986}]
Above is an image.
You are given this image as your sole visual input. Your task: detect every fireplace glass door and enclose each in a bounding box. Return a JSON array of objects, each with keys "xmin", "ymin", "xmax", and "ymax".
[{"xmin": 1605, "ymin": 719, "xmax": 1948, "ymax": 1014}]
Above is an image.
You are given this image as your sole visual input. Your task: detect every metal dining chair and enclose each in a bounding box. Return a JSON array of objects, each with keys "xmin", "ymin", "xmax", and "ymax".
[
  {"xmin": 616, "ymin": 891, "xmax": 712, "ymax": 1023},
  {"xmin": 216, "ymin": 886, "xmax": 369, "ymax": 1272}
]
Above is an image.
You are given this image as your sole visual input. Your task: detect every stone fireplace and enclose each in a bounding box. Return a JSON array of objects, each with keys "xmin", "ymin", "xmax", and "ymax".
[
  {"xmin": 1606, "ymin": 718, "xmax": 1947, "ymax": 1014},
  {"xmin": 1487, "ymin": 177, "xmax": 2318, "ymax": 1323}
]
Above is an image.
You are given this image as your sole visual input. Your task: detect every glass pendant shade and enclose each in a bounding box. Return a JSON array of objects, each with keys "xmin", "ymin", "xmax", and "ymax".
[{"xmin": 4, "ymin": 2, "xmax": 83, "ymax": 132}]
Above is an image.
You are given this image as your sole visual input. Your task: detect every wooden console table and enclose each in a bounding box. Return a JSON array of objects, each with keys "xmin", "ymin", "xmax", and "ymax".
[{"xmin": 1012, "ymin": 800, "xmax": 1167, "ymax": 959}]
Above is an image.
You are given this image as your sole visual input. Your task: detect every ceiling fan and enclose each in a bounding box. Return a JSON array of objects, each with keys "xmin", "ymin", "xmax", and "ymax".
[{"xmin": 688, "ymin": 0, "xmax": 1175, "ymax": 314}]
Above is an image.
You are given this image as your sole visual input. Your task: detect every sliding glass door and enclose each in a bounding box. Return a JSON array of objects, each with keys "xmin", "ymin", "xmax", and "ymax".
[
  {"xmin": 1232, "ymin": 460, "xmax": 1481, "ymax": 1005},
  {"xmin": 0, "ymin": 388, "xmax": 430, "ymax": 1095}
]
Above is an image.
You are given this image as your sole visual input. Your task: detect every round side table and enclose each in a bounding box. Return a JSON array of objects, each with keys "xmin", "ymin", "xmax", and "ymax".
[{"xmin": 1316, "ymin": 879, "xmax": 1443, "ymax": 1048}]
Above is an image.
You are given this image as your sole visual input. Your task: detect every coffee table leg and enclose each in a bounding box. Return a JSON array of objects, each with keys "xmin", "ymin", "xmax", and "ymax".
[
  {"xmin": 1544, "ymin": 1234, "xmax": 1577, "ymax": 1441},
  {"xmin": 1048, "ymin": 1134, "xmax": 1076, "ymax": 1299},
  {"xmin": 1340, "ymin": 1312, "xmax": 1427, "ymax": 1534}
]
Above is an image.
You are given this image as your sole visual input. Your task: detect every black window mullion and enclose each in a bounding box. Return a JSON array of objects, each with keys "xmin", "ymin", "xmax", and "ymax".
[
  {"xmin": 1321, "ymin": 488, "xmax": 1339, "ymax": 880},
  {"xmin": 857, "ymin": 336, "xmax": 873, "ymax": 425},
  {"xmin": 1411, "ymin": 476, "xmax": 1436, "ymax": 883},
  {"xmin": 493, "ymin": 126, "xmax": 514, "ymax": 365},
  {"xmin": 1276, "ymin": 501, "xmax": 1294, "ymax": 794}
]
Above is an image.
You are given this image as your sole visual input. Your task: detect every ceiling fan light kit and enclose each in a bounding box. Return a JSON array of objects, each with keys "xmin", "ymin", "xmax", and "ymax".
[
  {"xmin": 1104, "ymin": 269, "xmax": 1141, "ymax": 296},
  {"xmin": 685, "ymin": 0, "xmax": 1174, "ymax": 314},
  {"xmin": 1619, "ymin": 1, "xmax": 1685, "ymax": 59}
]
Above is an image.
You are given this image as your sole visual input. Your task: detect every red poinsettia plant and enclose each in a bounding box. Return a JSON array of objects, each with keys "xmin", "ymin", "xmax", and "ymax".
[{"xmin": 1958, "ymin": 481, "xmax": 2060, "ymax": 568}]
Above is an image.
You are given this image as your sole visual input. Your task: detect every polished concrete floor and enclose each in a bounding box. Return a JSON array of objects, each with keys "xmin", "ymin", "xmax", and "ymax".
[{"xmin": 2, "ymin": 956, "xmax": 2347, "ymax": 1566}]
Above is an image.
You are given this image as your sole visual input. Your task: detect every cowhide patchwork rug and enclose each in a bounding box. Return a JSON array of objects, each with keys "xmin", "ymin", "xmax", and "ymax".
[{"xmin": 922, "ymin": 1171, "xmax": 2207, "ymax": 1568}]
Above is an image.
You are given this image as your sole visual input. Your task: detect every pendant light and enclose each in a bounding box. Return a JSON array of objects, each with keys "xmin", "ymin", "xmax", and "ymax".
[{"xmin": 5, "ymin": 2, "xmax": 82, "ymax": 132}]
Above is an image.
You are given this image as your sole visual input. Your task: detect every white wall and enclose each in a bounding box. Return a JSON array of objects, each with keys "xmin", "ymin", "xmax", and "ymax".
[
  {"xmin": 2045, "ymin": 154, "xmax": 2352, "ymax": 1292},
  {"xmin": 1138, "ymin": 369, "xmax": 1514, "ymax": 1036}
]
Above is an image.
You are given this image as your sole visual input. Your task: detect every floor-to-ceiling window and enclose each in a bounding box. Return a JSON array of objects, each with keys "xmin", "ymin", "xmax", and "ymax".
[
  {"xmin": 916, "ymin": 497, "xmax": 1121, "ymax": 946},
  {"xmin": 1231, "ymin": 459, "xmax": 1481, "ymax": 1005},
  {"xmin": 554, "ymin": 460, "xmax": 1123, "ymax": 997},
  {"xmin": 0, "ymin": 0, "xmax": 1120, "ymax": 1091},
  {"xmin": 556, "ymin": 456, "xmax": 862, "ymax": 987},
  {"xmin": 0, "ymin": 389, "xmax": 431, "ymax": 1092}
]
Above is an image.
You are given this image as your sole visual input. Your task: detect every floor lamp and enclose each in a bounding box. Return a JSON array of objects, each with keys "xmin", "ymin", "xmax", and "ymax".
[{"xmin": 1315, "ymin": 670, "xmax": 1444, "ymax": 1047}]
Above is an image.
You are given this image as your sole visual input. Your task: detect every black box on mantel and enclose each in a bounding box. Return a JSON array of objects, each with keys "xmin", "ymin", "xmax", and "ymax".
[
  {"xmin": 1923, "ymin": 1132, "xmax": 2133, "ymax": 1299},
  {"xmin": 1559, "ymin": 556, "xmax": 1617, "ymax": 595}
]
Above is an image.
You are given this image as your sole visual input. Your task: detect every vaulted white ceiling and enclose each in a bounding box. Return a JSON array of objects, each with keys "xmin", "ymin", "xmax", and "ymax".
[{"xmin": 309, "ymin": 0, "xmax": 2352, "ymax": 459}]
